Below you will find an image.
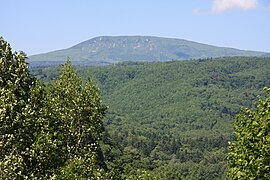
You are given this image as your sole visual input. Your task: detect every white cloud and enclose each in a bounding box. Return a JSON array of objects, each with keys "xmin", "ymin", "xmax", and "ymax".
[{"xmin": 212, "ymin": 0, "xmax": 258, "ymax": 13}]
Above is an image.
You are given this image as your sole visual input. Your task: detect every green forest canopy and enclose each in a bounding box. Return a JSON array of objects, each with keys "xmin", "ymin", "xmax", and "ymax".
[
  {"xmin": 32, "ymin": 56, "xmax": 270, "ymax": 179},
  {"xmin": 0, "ymin": 37, "xmax": 108, "ymax": 179},
  {"xmin": 2, "ymin": 35, "xmax": 270, "ymax": 179}
]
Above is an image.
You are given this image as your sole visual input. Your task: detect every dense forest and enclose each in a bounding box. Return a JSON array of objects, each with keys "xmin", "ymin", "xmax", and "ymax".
[
  {"xmin": 1, "ymin": 35, "xmax": 270, "ymax": 179},
  {"xmin": 30, "ymin": 56, "xmax": 270, "ymax": 179}
]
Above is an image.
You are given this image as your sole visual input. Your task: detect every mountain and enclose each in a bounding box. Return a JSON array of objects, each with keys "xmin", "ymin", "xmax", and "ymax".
[{"xmin": 27, "ymin": 36, "xmax": 267, "ymax": 66}]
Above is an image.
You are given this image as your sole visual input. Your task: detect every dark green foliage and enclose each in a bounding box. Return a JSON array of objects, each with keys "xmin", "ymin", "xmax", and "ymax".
[
  {"xmin": 32, "ymin": 56, "xmax": 270, "ymax": 179},
  {"xmin": 0, "ymin": 37, "xmax": 107, "ymax": 179},
  {"xmin": 228, "ymin": 87, "xmax": 270, "ymax": 179}
]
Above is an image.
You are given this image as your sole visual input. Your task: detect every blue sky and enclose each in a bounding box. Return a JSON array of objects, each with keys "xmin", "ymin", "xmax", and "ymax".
[{"xmin": 2, "ymin": 0, "xmax": 270, "ymax": 55}]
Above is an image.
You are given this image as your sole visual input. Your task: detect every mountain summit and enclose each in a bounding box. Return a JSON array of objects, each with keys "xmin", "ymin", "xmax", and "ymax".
[{"xmin": 28, "ymin": 36, "xmax": 268, "ymax": 66}]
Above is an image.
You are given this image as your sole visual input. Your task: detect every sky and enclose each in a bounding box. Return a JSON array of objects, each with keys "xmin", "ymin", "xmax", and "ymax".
[{"xmin": 1, "ymin": 0, "xmax": 270, "ymax": 55}]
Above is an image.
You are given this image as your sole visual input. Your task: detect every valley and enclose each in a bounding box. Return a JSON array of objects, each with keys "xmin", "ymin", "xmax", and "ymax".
[{"xmin": 31, "ymin": 56, "xmax": 270, "ymax": 179}]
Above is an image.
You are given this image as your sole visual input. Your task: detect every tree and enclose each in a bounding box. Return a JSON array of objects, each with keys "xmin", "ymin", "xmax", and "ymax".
[
  {"xmin": 0, "ymin": 37, "xmax": 108, "ymax": 179},
  {"xmin": 228, "ymin": 87, "xmax": 270, "ymax": 179},
  {"xmin": 0, "ymin": 36, "xmax": 42, "ymax": 178},
  {"xmin": 48, "ymin": 60, "xmax": 107, "ymax": 178}
]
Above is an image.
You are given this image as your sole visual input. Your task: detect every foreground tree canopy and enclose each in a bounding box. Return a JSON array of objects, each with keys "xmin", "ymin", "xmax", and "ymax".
[
  {"xmin": 228, "ymin": 87, "xmax": 270, "ymax": 179},
  {"xmin": 0, "ymin": 37, "xmax": 107, "ymax": 179},
  {"xmin": 2, "ymin": 36, "xmax": 270, "ymax": 179}
]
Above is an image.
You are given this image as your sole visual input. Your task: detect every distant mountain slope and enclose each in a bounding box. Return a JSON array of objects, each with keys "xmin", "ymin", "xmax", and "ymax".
[
  {"xmin": 28, "ymin": 36, "xmax": 267, "ymax": 66},
  {"xmin": 31, "ymin": 57, "xmax": 270, "ymax": 179}
]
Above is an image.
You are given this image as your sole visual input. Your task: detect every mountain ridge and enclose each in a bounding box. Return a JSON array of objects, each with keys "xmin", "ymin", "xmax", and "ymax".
[{"xmin": 28, "ymin": 36, "xmax": 268, "ymax": 66}]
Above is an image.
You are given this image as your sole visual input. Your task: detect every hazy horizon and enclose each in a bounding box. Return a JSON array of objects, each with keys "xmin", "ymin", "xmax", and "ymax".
[{"xmin": 2, "ymin": 0, "xmax": 270, "ymax": 55}]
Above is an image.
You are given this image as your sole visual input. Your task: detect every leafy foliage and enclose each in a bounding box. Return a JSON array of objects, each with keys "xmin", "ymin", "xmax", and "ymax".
[
  {"xmin": 228, "ymin": 87, "xmax": 270, "ymax": 179},
  {"xmin": 0, "ymin": 36, "xmax": 41, "ymax": 178},
  {"xmin": 31, "ymin": 56, "xmax": 270, "ymax": 179},
  {"xmin": 47, "ymin": 60, "xmax": 108, "ymax": 178},
  {"xmin": 0, "ymin": 37, "xmax": 107, "ymax": 179}
]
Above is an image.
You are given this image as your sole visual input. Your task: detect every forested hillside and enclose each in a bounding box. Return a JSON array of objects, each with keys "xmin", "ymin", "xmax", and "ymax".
[
  {"xmin": 31, "ymin": 57, "xmax": 270, "ymax": 179},
  {"xmin": 27, "ymin": 36, "xmax": 268, "ymax": 66}
]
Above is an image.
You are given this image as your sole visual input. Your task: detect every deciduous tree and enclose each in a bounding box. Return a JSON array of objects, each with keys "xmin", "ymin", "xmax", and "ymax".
[
  {"xmin": 0, "ymin": 37, "xmax": 107, "ymax": 179},
  {"xmin": 228, "ymin": 87, "xmax": 270, "ymax": 179}
]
